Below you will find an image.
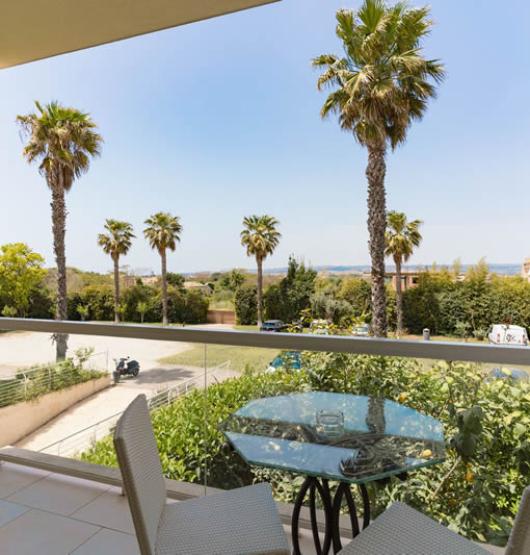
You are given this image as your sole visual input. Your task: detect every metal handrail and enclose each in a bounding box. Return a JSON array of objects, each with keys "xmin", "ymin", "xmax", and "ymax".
[{"xmin": 0, "ymin": 317, "xmax": 529, "ymax": 365}]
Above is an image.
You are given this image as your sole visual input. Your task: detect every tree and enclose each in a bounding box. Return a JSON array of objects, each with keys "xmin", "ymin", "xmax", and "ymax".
[
  {"xmin": 76, "ymin": 304, "xmax": 89, "ymax": 321},
  {"xmin": 17, "ymin": 101, "xmax": 102, "ymax": 359},
  {"xmin": 338, "ymin": 277, "xmax": 372, "ymax": 319},
  {"xmin": 166, "ymin": 272, "xmax": 185, "ymax": 289},
  {"xmin": 240, "ymin": 215, "xmax": 281, "ymax": 328},
  {"xmin": 385, "ymin": 211, "xmax": 422, "ymax": 335},
  {"xmin": 137, "ymin": 301, "xmax": 148, "ymax": 323},
  {"xmin": 229, "ymin": 269, "xmax": 246, "ymax": 291},
  {"xmin": 234, "ymin": 286, "xmax": 258, "ymax": 325},
  {"xmin": 68, "ymin": 285, "xmax": 115, "ymax": 321},
  {"xmin": 144, "ymin": 212, "xmax": 183, "ymax": 325},
  {"xmin": 313, "ymin": 1, "xmax": 444, "ymax": 336},
  {"xmin": 0, "ymin": 243, "xmax": 46, "ymax": 317},
  {"xmin": 403, "ymin": 270, "xmax": 452, "ymax": 334},
  {"xmin": 264, "ymin": 256, "xmax": 317, "ymax": 322},
  {"xmin": 97, "ymin": 219, "xmax": 135, "ymax": 322}
]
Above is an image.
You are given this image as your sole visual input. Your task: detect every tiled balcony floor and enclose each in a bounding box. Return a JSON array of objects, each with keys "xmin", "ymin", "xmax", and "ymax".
[
  {"xmin": 0, "ymin": 460, "xmax": 506, "ymax": 555},
  {"xmin": 0, "ymin": 461, "xmax": 325, "ymax": 555},
  {"xmin": 0, "ymin": 462, "xmax": 140, "ymax": 554}
]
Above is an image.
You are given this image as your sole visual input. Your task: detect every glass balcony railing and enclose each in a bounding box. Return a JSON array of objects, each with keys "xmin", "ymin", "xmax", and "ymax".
[{"xmin": 0, "ymin": 317, "xmax": 527, "ymax": 552}]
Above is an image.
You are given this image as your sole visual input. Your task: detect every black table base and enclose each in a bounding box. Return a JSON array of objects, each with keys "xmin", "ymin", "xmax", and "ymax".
[{"xmin": 291, "ymin": 477, "xmax": 370, "ymax": 555}]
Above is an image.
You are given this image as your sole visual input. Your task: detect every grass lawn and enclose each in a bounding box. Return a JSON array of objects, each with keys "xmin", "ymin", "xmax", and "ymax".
[
  {"xmin": 233, "ymin": 324, "xmax": 260, "ymax": 332},
  {"xmin": 159, "ymin": 343, "xmax": 279, "ymax": 373}
]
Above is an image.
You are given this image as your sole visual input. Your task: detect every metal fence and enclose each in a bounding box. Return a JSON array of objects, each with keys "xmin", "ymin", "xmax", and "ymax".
[{"xmin": 0, "ymin": 351, "xmax": 108, "ymax": 409}]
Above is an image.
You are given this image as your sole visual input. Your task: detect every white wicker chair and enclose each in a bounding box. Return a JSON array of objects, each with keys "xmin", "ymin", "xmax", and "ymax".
[
  {"xmin": 338, "ymin": 488, "xmax": 530, "ymax": 555},
  {"xmin": 114, "ymin": 394, "xmax": 289, "ymax": 555}
]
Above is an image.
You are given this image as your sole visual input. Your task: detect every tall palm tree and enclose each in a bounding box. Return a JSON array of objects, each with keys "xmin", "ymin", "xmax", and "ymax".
[
  {"xmin": 240, "ymin": 215, "xmax": 281, "ymax": 328},
  {"xmin": 313, "ymin": 0, "xmax": 444, "ymax": 337},
  {"xmin": 17, "ymin": 101, "xmax": 102, "ymax": 359},
  {"xmin": 98, "ymin": 219, "xmax": 135, "ymax": 323},
  {"xmin": 385, "ymin": 211, "xmax": 422, "ymax": 336},
  {"xmin": 144, "ymin": 212, "xmax": 182, "ymax": 325}
]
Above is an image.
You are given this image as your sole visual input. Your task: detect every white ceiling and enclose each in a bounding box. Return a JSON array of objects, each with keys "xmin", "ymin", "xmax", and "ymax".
[{"xmin": 1, "ymin": 0, "xmax": 279, "ymax": 69}]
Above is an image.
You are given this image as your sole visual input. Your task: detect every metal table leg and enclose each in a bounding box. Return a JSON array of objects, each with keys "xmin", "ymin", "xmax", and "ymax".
[
  {"xmin": 291, "ymin": 476, "xmax": 333, "ymax": 555},
  {"xmin": 331, "ymin": 482, "xmax": 371, "ymax": 554},
  {"xmin": 291, "ymin": 479, "xmax": 371, "ymax": 555}
]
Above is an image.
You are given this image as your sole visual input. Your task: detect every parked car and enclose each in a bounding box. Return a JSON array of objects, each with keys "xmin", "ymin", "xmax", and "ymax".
[
  {"xmin": 352, "ymin": 324, "xmax": 371, "ymax": 337},
  {"xmin": 487, "ymin": 324, "xmax": 528, "ymax": 346},
  {"xmin": 487, "ymin": 367, "xmax": 529, "ymax": 382},
  {"xmin": 266, "ymin": 351, "xmax": 302, "ymax": 373},
  {"xmin": 260, "ymin": 320, "xmax": 286, "ymax": 332}
]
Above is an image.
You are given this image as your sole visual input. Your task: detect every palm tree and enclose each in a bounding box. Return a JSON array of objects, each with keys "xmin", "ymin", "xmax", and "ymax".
[
  {"xmin": 313, "ymin": 0, "xmax": 444, "ymax": 336},
  {"xmin": 144, "ymin": 212, "xmax": 183, "ymax": 325},
  {"xmin": 385, "ymin": 211, "xmax": 422, "ymax": 336},
  {"xmin": 240, "ymin": 215, "xmax": 281, "ymax": 328},
  {"xmin": 137, "ymin": 301, "xmax": 148, "ymax": 324},
  {"xmin": 229, "ymin": 269, "xmax": 246, "ymax": 291},
  {"xmin": 98, "ymin": 219, "xmax": 135, "ymax": 323},
  {"xmin": 17, "ymin": 101, "xmax": 102, "ymax": 359}
]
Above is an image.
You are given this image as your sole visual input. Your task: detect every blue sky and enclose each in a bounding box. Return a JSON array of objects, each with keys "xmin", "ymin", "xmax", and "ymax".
[{"xmin": 1, "ymin": 0, "xmax": 530, "ymax": 275}]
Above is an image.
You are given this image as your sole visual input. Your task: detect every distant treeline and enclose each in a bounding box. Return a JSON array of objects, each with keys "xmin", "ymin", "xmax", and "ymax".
[{"xmin": 233, "ymin": 258, "xmax": 530, "ymax": 337}]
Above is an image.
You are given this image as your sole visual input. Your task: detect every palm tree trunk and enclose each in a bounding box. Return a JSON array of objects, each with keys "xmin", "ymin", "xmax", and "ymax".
[
  {"xmin": 160, "ymin": 249, "xmax": 169, "ymax": 325},
  {"xmin": 395, "ymin": 257, "xmax": 404, "ymax": 337},
  {"xmin": 366, "ymin": 397, "xmax": 386, "ymax": 435},
  {"xmin": 366, "ymin": 145, "xmax": 388, "ymax": 337},
  {"xmin": 51, "ymin": 173, "xmax": 68, "ymax": 360},
  {"xmin": 256, "ymin": 257, "xmax": 263, "ymax": 329},
  {"xmin": 113, "ymin": 255, "xmax": 120, "ymax": 323}
]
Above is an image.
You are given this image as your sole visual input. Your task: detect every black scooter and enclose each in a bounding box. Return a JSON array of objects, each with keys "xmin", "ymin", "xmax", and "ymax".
[{"xmin": 113, "ymin": 356, "xmax": 140, "ymax": 383}]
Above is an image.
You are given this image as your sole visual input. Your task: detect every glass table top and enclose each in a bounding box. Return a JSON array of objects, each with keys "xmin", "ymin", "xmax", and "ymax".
[{"xmin": 221, "ymin": 392, "xmax": 446, "ymax": 484}]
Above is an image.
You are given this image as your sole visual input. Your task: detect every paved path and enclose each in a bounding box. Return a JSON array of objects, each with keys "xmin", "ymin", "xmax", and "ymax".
[
  {"xmin": 1, "ymin": 324, "xmax": 236, "ymax": 452},
  {"xmin": 18, "ymin": 363, "xmax": 239, "ymax": 453},
  {"xmin": 17, "ymin": 364, "xmax": 196, "ymax": 452}
]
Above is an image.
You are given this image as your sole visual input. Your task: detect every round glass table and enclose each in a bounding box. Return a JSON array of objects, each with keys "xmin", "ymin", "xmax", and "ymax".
[{"xmin": 221, "ymin": 392, "xmax": 445, "ymax": 555}]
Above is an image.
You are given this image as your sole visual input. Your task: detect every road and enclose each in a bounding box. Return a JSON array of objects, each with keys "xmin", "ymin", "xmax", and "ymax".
[{"xmin": 0, "ymin": 330, "xmax": 192, "ymax": 377}]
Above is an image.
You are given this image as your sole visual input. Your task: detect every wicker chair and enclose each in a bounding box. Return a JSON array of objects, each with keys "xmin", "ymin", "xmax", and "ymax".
[
  {"xmin": 114, "ymin": 394, "xmax": 289, "ymax": 555},
  {"xmin": 339, "ymin": 488, "xmax": 530, "ymax": 555}
]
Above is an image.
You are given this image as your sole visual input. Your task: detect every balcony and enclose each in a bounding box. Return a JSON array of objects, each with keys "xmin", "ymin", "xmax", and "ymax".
[{"xmin": 0, "ymin": 318, "xmax": 526, "ymax": 554}]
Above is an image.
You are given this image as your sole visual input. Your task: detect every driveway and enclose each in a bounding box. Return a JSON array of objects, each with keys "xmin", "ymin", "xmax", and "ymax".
[{"xmin": 0, "ymin": 330, "xmax": 191, "ymax": 377}]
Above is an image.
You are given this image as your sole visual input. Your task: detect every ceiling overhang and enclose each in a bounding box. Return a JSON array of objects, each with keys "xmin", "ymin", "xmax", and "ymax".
[{"xmin": 1, "ymin": 0, "xmax": 279, "ymax": 69}]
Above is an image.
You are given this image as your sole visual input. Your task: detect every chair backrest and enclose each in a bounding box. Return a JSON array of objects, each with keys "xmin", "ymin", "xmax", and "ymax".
[
  {"xmin": 114, "ymin": 394, "xmax": 167, "ymax": 555},
  {"xmin": 505, "ymin": 486, "xmax": 530, "ymax": 555}
]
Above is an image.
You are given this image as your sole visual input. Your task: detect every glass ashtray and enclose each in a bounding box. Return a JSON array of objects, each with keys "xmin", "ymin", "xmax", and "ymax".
[{"xmin": 316, "ymin": 409, "xmax": 344, "ymax": 437}]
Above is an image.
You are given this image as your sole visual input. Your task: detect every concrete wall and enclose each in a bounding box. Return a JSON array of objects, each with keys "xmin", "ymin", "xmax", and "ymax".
[
  {"xmin": 0, "ymin": 375, "xmax": 111, "ymax": 447},
  {"xmin": 207, "ymin": 309, "xmax": 236, "ymax": 325}
]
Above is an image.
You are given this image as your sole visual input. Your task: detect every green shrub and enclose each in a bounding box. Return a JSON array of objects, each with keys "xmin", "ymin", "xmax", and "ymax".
[
  {"xmin": 303, "ymin": 352, "xmax": 530, "ymax": 545},
  {"xmin": 68, "ymin": 282, "xmax": 209, "ymax": 324},
  {"xmin": 81, "ymin": 355, "xmax": 529, "ymax": 546},
  {"xmin": 264, "ymin": 257, "xmax": 316, "ymax": 322},
  {"xmin": 403, "ymin": 268, "xmax": 530, "ymax": 336},
  {"xmin": 81, "ymin": 370, "xmax": 307, "ymax": 485},
  {"xmin": 234, "ymin": 286, "xmax": 257, "ymax": 325}
]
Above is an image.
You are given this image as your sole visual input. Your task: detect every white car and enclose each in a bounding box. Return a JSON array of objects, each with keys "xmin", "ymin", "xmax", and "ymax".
[
  {"xmin": 352, "ymin": 324, "xmax": 370, "ymax": 337},
  {"xmin": 488, "ymin": 324, "xmax": 528, "ymax": 346}
]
